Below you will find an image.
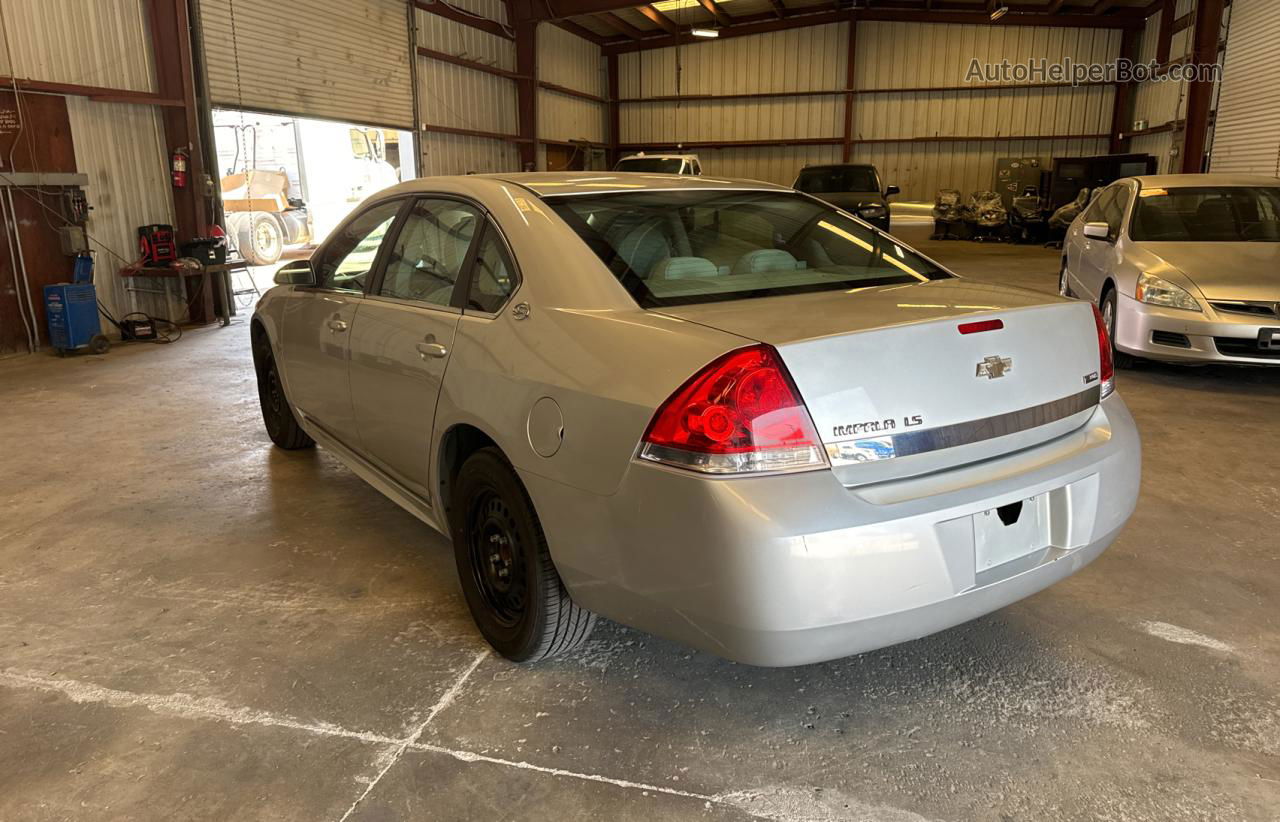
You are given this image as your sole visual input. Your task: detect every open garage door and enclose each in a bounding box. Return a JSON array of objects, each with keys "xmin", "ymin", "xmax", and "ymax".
[
  {"xmin": 1210, "ymin": 0, "xmax": 1280, "ymax": 175},
  {"xmin": 197, "ymin": 0, "xmax": 415, "ymax": 130}
]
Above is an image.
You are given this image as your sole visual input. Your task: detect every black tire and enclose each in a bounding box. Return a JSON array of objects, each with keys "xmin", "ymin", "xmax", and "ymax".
[
  {"xmin": 1059, "ymin": 262, "xmax": 1074, "ymax": 298},
  {"xmin": 450, "ymin": 448, "xmax": 595, "ymax": 662},
  {"xmin": 238, "ymin": 213, "xmax": 284, "ymax": 266},
  {"xmin": 1101, "ymin": 287, "xmax": 1135, "ymax": 369},
  {"xmin": 252, "ymin": 334, "xmax": 314, "ymax": 450},
  {"xmin": 89, "ymin": 334, "xmax": 110, "ymax": 355}
]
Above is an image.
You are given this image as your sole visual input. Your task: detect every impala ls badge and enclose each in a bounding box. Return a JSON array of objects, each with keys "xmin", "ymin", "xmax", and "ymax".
[{"xmin": 976, "ymin": 355, "xmax": 1013, "ymax": 379}]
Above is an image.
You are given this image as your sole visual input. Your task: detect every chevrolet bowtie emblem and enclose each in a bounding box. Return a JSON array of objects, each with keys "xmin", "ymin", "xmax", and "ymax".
[{"xmin": 976, "ymin": 355, "xmax": 1013, "ymax": 379}]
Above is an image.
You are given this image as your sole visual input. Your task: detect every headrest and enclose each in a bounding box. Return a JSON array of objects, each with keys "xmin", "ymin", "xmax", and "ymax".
[
  {"xmin": 650, "ymin": 256, "xmax": 719, "ymax": 281},
  {"xmin": 732, "ymin": 249, "xmax": 799, "ymax": 276}
]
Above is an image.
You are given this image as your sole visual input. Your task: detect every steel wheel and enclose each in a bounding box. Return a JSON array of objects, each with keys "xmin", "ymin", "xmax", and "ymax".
[{"xmin": 466, "ymin": 490, "xmax": 527, "ymax": 628}]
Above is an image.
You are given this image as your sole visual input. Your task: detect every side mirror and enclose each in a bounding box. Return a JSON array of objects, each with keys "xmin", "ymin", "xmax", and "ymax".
[
  {"xmin": 1082, "ymin": 221, "xmax": 1111, "ymax": 241},
  {"xmin": 274, "ymin": 259, "xmax": 314, "ymax": 286},
  {"xmin": 884, "ymin": 185, "xmax": 900, "ymax": 198}
]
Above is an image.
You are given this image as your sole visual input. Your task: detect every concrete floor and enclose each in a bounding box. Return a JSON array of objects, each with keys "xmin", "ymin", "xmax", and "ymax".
[{"xmin": 1, "ymin": 223, "xmax": 1277, "ymax": 821}]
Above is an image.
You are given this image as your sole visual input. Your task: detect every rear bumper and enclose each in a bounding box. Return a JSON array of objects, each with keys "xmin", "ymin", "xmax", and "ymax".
[
  {"xmin": 1115, "ymin": 293, "xmax": 1280, "ymax": 365},
  {"xmin": 526, "ymin": 395, "xmax": 1141, "ymax": 666}
]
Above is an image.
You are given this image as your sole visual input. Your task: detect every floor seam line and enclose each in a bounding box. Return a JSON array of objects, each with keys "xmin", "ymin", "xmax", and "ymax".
[
  {"xmin": 0, "ymin": 663, "xmax": 727, "ymax": 811},
  {"xmin": 335, "ymin": 648, "xmax": 489, "ymax": 822}
]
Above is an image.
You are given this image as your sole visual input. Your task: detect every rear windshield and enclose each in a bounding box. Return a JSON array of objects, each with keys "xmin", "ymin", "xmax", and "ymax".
[
  {"xmin": 544, "ymin": 190, "xmax": 950, "ymax": 308},
  {"xmin": 614, "ymin": 157, "xmax": 684, "ymax": 174},
  {"xmin": 795, "ymin": 167, "xmax": 880, "ymax": 194},
  {"xmin": 1131, "ymin": 186, "xmax": 1280, "ymax": 242}
]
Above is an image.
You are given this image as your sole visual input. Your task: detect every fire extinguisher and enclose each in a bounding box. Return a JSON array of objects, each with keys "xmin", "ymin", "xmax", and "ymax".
[{"xmin": 171, "ymin": 148, "xmax": 189, "ymax": 188}]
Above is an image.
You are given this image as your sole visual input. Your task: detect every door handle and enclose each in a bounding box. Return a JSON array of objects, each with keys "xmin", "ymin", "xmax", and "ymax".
[
  {"xmin": 327, "ymin": 319, "xmax": 349, "ymax": 333},
  {"xmin": 416, "ymin": 342, "xmax": 448, "ymax": 359}
]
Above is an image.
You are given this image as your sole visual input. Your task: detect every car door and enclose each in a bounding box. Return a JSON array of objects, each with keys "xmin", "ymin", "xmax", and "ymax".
[
  {"xmin": 346, "ymin": 197, "xmax": 483, "ymax": 499},
  {"xmin": 1067, "ymin": 185, "xmax": 1119, "ymax": 301},
  {"xmin": 280, "ymin": 198, "xmax": 404, "ymax": 446}
]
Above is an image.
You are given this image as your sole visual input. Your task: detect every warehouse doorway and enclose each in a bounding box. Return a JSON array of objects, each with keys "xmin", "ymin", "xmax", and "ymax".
[{"xmin": 211, "ymin": 108, "xmax": 416, "ymax": 273}]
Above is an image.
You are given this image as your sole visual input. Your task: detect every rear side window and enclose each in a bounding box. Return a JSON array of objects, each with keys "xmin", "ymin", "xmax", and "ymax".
[
  {"xmin": 544, "ymin": 190, "xmax": 949, "ymax": 308},
  {"xmin": 465, "ymin": 224, "xmax": 519, "ymax": 313},
  {"xmin": 378, "ymin": 198, "xmax": 480, "ymax": 306}
]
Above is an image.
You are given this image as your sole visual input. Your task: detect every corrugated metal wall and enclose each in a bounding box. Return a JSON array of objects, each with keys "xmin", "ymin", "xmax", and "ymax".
[
  {"xmin": 0, "ymin": 0, "xmax": 156, "ymax": 92},
  {"xmin": 538, "ymin": 24, "xmax": 606, "ymax": 148},
  {"xmin": 0, "ymin": 0, "xmax": 179, "ymax": 329},
  {"xmin": 618, "ymin": 21, "xmax": 1121, "ymax": 199},
  {"xmin": 65, "ymin": 98, "xmax": 179, "ymax": 324},
  {"xmin": 416, "ymin": 1, "xmax": 519, "ymax": 175},
  {"xmin": 199, "ymin": 0, "xmax": 414, "ymax": 128},
  {"xmin": 1209, "ymin": 0, "xmax": 1280, "ymax": 175},
  {"xmin": 1130, "ymin": 5, "xmax": 1186, "ymax": 173}
]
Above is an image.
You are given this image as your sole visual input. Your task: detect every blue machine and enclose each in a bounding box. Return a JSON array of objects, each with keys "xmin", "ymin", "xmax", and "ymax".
[{"xmin": 44, "ymin": 254, "xmax": 109, "ymax": 355}]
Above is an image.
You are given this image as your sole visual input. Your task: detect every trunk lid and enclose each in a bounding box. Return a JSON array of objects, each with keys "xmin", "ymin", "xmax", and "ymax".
[{"xmin": 655, "ymin": 280, "xmax": 1104, "ymax": 485}]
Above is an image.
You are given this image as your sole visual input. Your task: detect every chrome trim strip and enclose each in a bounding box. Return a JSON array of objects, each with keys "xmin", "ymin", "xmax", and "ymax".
[{"xmin": 827, "ymin": 387, "xmax": 1101, "ymax": 464}]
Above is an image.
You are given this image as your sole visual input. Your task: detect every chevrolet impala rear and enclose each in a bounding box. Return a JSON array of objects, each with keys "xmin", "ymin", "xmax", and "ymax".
[
  {"xmin": 254, "ymin": 173, "xmax": 1140, "ymax": 667},
  {"xmin": 514, "ymin": 181, "xmax": 1141, "ymax": 666}
]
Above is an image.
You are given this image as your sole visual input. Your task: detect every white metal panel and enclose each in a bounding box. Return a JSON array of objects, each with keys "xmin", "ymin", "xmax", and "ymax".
[
  {"xmin": 856, "ymin": 21, "xmax": 1120, "ymax": 91},
  {"xmin": 1131, "ymin": 132, "xmax": 1176, "ymax": 173},
  {"xmin": 420, "ymin": 60, "xmax": 517, "ymax": 134},
  {"xmin": 421, "ymin": 132, "xmax": 517, "ymax": 176},
  {"xmin": 417, "ymin": 8, "xmax": 514, "ymax": 72},
  {"xmin": 64, "ymin": 98, "xmax": 178, "ymax": 323},
  {"xmin": 200, "ymin": 0, "xmax": 414, "ymax": 128},
  {"xmin": 539, "ymin": 90, "xmax": 605, "ymax": 144},
  {"xmin": 619, "ymin": 23, "xmax": 849, "ymax": 98},
  {"xmin": 856, "ymin": 86, "xmax": 1114, "ymax": 141},
  {"xmin": 540, "ymin": 24, "xmax": 604, "ymax": 97},
  {"xmin": 622, "ymin": 96, "xmax": 843, "ymax": 143},
  {"xmin": 0, "ymin": 0, "xmax": 155, "ymax": 92},
  {"xmin": 1210, "ymin": 0, "xmax": 1280, "ymax": 175}
]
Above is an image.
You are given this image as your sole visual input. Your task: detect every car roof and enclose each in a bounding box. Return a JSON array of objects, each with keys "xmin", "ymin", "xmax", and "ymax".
[
  {"xmin": 616, "ymin": 154, "xmax": 697, "ymax": 160},
  {"xmin": 466, "ymin": 171, "xmax": 791, "ymax": 197},
  {"xmin": 1123, "ymin": 173, "xmax": 1280, "ymax": 188}
]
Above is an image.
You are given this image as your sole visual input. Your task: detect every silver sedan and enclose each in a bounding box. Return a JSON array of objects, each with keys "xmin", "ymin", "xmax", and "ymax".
[
  {"xmin": 1062, "ymin": 173, "xmax": 1280, "ymax": 366},
  {"xmin": 252, "ymin": 173, "xmax": 1140, "ymax": 666}
]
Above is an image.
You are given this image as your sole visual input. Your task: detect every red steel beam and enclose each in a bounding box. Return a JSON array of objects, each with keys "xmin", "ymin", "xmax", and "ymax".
[
  {"xmin": 607, "ymin": 52, "xmax": 621, "ymax": 166},
  {"xmin": 539, "ymin": 80, "xmax": 607, "ymax": 103},
  {"xmin": 602, "ymin": 7, "xmax": 1141, "ymax": 54},
  {"xmin": 422, "ymin": 124, "xmax": 531, "ymax": 142},
  {"xmin": 598, "ymin": 11, "xmax": 647, "ymax": 39},
  {"xmin": 1109, "ymin": 24, "xmax": 1141, "ymax": 152},
  {"xmin": 414, "ymin": 0, "xmax": 514, "ymax": 39},
  {"xmin": 614, "ymin": 80, "xmax": 1117, "ymax": 103},
  {"xmin": 553, "ymin": 18, "xmax": 610, "ymax": 44},
  {"xmin": 842, "ymin": 16, "xmax": 856, "ymax": 162},
  {"xmin": 515, "ymin": 17, "xmax": 538, "ymax": 169},
  {"xmin": 1154, "ymin": 0, "xmax": 1175, "ymax": 64},
  {"xmin": 637, "ymin": 5, "xmax": 680, "ymax": 34},
  {"xmin": 417, "ymin": 47, "xmax": 526, "ymax": 80},
  {"xmin": 0, "ymin": 76, "xmax": 183, "ymax": 107},
  {"xmin": 621, "ymin": 133, "xmax": 1111, "ymax": 150},
  {"xmin": 145, "ymin": 0, "xmax": 212, "ymax": 322},
  {"xmin": 697, "ymin": 0, "xmax": 732, "ymax": 27},
  {"xmin": 1179, "ymin": 0, "xmax": 1223, "ymax": 172}
]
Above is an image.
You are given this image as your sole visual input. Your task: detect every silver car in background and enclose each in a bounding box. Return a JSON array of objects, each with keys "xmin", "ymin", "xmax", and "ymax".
[
  {"xmin": 1062, "ymin": 174, "xmax": 1280, "ymax": 366},
  {"xmin": 252, "ymin": 173, "xmax": 1140, "ymax": 667}
]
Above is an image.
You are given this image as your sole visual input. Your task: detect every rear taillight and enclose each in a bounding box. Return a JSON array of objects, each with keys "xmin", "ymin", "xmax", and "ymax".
[
  {"xmin": 1091, "ymin": 304, "xmax": 1115, "ymax": 398},
  {"xmin": 640, "ymin": 344, "xmax": 828, "ymax": 475}
]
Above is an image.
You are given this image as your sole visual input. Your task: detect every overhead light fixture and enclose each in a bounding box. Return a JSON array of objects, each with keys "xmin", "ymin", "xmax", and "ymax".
[
  {"xmin": 990, "ymin": 5, "xmax": 1009, "ymax": 20},
  {"xmin": 690, "ymin": 27, "xmax": 719, "ymax": 38}
]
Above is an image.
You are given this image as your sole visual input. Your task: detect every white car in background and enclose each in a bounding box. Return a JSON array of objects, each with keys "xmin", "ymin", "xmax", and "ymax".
[
  {"xmin": 1061, "ymin": 174, "xmax": 1280, "ymax": 366},
  {"xmin": 613, "ymin": 152, "xmax": 702, "ymax": 175}
]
